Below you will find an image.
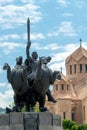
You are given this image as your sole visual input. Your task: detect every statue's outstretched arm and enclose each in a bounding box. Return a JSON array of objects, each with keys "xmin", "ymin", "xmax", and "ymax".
[{"xmin": 26, "ymin": 42, "xmax": 31, "ymax": 59}]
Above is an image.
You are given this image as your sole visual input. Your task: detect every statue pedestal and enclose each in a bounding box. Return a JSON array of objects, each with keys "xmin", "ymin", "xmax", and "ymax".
[{"xmin": 0, "ymin": 112, "xmax": 62, "ymax": 130}]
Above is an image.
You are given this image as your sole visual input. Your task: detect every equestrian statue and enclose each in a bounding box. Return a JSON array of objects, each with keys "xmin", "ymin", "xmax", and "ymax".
[{"xmin": 3, "ymin": 18, "xmax": 61, "ymax": 113}]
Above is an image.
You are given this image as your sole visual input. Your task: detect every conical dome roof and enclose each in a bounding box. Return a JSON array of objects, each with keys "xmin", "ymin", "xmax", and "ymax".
[{"xmin": 65, "ymin": 46, "xmax": 87, "ymax": 64}]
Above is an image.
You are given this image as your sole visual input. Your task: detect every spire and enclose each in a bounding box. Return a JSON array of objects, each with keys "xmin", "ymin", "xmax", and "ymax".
[{"xmin": 79, "ymin": 38, "xmax": 82, "ymax": 47}]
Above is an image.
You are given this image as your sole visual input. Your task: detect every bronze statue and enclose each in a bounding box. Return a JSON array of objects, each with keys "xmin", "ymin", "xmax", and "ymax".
[{"xmin": 3, "ymin": 18, "xmax": 61, "ymax": 112}]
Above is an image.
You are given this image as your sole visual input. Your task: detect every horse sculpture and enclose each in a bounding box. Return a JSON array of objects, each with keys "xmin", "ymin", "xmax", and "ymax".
[
  {"xmin": 3, "ymin": 56, "xmax": 61, "ymax": 112},
  {"xmin": 3, "ymin": 62, "xmax": 30, "ymax": 112},
  {"xmin": 27, "ymin": 56, "xmax": 61, "ymax": 111},
  {"xmin": 3, "ymin": 18, "xmax": 61, "ymax": 113}
]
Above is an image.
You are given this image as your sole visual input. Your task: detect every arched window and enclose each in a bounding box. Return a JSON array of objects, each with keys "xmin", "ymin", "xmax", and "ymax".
[
  {"xmin": 63, "ymin": 112, "xmax": 66, "ymax": 119},
  {"xmin": 74, "ymin": 64, "xmax": 76, "ymax": 73},
  {"xmin": 80, "ymin": 64, "xmax": 82, "ymax": 73},
  {"xmin": 61, "ymin": 84, "xmax": 64, "ymax": 90},
  {"xmin": 71, "ymin": 112, "xmax": 75, "ymax": 121},
  {"xmin": 55, "ymin": 84, "xmax": 58, "ymax": 90},
  {"xmin": 70, "ymin": 65, "xmax": 72, "ymax": 74},
  {"xmin": 83, "ymin": 106, "xmax": 85, "ymax": 120},
  {"xmin": 67, "ymin": 85, "xmax": 69, "ymax": 90},
  {"xmin": 85, "ymin": 64, "xmax": 87, "ymax": 73}
]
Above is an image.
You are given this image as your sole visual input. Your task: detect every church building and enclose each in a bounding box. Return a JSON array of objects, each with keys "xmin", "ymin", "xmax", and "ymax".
[{"xmin": 46, "ymin": 41, "xmax": 87, "ymax": 125}]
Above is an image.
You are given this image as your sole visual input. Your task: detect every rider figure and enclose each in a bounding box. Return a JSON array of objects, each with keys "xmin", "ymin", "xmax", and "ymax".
[{"xmin": 26, "ymin": 44, "xmax": 57, "ymax": 103}]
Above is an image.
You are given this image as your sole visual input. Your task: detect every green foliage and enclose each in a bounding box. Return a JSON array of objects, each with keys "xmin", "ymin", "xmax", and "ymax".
[
  {"xmin": 71, "ymin": 125, "xmax": 78, "ymax": 130},
  {"xmin": 62, "ymin": 119, "xmax": 87, "ymax": 130},
  {"xmin": 62, "ymin": 119, "xmax": 76, "ymax": 130},
  {"xmin": 34, "ymin": 105, "xmax": 40, "ymax": 112},
  {"xmin": 21, "ymin": 105, "xmax": 26, "ymax": 112},
  {"xmin": 62, "ymin": 119, "xmax": 71, "ymax": 129},
  {"xmin": 69, "ymin": 121, "xmax": 76, "ymax": 130},
  {"xmin": 21, "ymin": 105, "xmax": 40, "ymax": 112},
  {"xmin": 78, "ymin": 124, "xmax": 87, "ymax": 130}
]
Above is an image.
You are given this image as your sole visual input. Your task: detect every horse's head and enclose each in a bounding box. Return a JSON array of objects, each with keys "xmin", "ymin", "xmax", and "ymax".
[
  {"xmin": 40, "ymin": 56, "xmax": 52, "ymax": 65},
  {"xmin": 3, "ymin": 63, "xmax": 10, "ymax": 70},
  {"xmin": 53, "ymin": 71, "xmax": 61, "ymax": 80}
]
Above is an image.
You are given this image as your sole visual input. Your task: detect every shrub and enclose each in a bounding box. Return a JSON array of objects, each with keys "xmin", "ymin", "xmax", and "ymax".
[
  {"xmin": 62, "ymin": 119, "xmax": 76, "ymax": 130},
  {"xmin": 69, "ymin": 121, "xmax": 76, "ymax": 130},
  {"xmin": 71, "ymin": 125, "xmax": 78, "ymax": 130},
  {"xmin": 62, "ymin": 119, "xmax": 71, "ymax": 129},
  {"xmin": 62, "ymin": 119, "xmax": 70, "ymax": 129},
  {"xmin": 78, "ymin": 124, "xmax": 87, "ymax": 130}
]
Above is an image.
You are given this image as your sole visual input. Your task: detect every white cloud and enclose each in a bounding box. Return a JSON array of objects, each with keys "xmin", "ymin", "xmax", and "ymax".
[
  {"xmin": 64, "ymin": 43, "xmax": 79, "ymax": 53},
  {"xmin": 49, "ymin": 61, "xmax": 66, "ymax": 74},
  {"xmin": 0, "ymin": 83, "xmax": 14, "ymax": 108},
  {"xmin": 0, "ymin": 89, "xmax": 14, "ymax": 108},
  {"xmin": 47, "ymin": 21, "xmax": 77, "ymax": 37},
  {"xmin": 0, "ymin": 83, "xmax": 6, "ymax": 87},
  {"xmin": 82, "ymin": 42, "xmax": 87, "ymax": 50},
  {"xmin": 0, "ymin": 34, "xmax": 20, "ymax": 41},
  {"xmin": 20, "ymin": 0, "xmax": 35, "ymax": 4},
  {"xmin": 0, "ymin": 0, "xmax": 13, "ymax": 5},
  {"xmin": 23, "ymin": 33, "xmax": 45, "ymax": 41},
  {"xmin": 51, "ymin": 52, "xmax": 68, "ymax": 63},
  {"xmin": 0, "ymin": 66, "xmax": 3, "ymax": 73},
  {"xmin": 0, "ymin": 82, "xmax": 11, "ymax": 89},
  {"xmin": 0, "ymin": 3, "xmax": 42, "ymax": 29},
  {"xmin": 0, "ymin": 42, "xmax": 25, "ymax": 54},
  {"xmin": 59, "ymin": 22, "xmax": 77, "ymax": 37},
  {"xmin": 31, "ymin": 33, "xmax": 45, "ymax": 40},
  {"xmin": 45, "ymin": 43, "xmax": 60, "ymax": 50},
  {"xmin": 31, "ymin": 43, "xmax": 60, "ymax": 50},
  {"xmin": 31, "ymin": 42, "xmax": 80, "ymax": 53},
  {"xmin": 62, "ymin": 13, "xmax": 73, "ymax": 17},
  {"xmin": 57, "ymin": 0, "xmax": 70, "ymax": 7}
]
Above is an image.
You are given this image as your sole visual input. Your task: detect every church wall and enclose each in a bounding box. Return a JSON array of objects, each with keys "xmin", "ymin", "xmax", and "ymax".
[
  {"xmin": 66, "ymin": 58, "xmax": 78, "ymax": 79},
  {"xmin": 66, "ymin": 56, "xmax": 87, "ymax": 81},
  {"xmin": 66, "ymin": 58, "xmax": 77, "ymax": 76},
  {"xmin": 72, "ymin": 100, "xmax": 83, "ymax": 125},
  {"xmin": 45, "ymin": 101, "xmax": 58, "ymax": 114},
  {"xmin": 53, "ymin": 80, "xmax": 71, "ymax": 95},
  {"xmin": 77, "ymin": 57, "xmax": 87, "ymax": 80},
  {"xmin": 82, "ymin": 97, "xmax": 87, "ymax": 124},
  {"xmin": 58, "ymin": 99, "xmax": 71, "ymax": 119},
  {"xmin": 46, "ymin": 99, "xmax": 83, "ymax": 124},
  {"xmin": 73, "ymin": 80, "xmax": 87, "ymax": 95},
  {"xmin": 46, "ymin": 99, "xmax": 71, "ymax": 120}
]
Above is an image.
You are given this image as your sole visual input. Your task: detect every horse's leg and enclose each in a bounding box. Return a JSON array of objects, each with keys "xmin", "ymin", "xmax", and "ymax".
[
  {"xmin": 29, "ymin": 89, "xmax": 36, "ymax": 112},
  {"xmin": 46, "ymin": 89, "xmax": 57, "ymax": 103},
  {"xmin": 38, "ymin": 95, "xmax": 49, "ymax": 112},
  {"xmin": 25, "ymin": 104, "xmax": 30, "ymax": 112},
  {"xmin": 13, "ymin": 94, "xmax": 21, "ymax": 112},
  {"xmin": 25, "ymin": 92, "xmax": 30, "ymax": 112},
  {"xmin": 25, "ymin": 88, "xmax": 35, "ymax": 112}
]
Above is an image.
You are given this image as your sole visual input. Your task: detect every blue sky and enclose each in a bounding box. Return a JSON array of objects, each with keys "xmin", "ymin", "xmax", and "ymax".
[{"xmin": 0, "ymin": 0, "xmax": 87, "ymax": 108}]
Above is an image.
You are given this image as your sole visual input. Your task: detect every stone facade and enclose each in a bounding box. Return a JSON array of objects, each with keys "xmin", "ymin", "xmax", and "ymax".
[{"xmin": 45, "ymin": 45, "xmax": 87, "ymax": 125}]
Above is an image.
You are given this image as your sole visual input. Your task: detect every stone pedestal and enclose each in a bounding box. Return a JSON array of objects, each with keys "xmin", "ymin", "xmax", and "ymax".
[{"xmin": 0, "ymin": 112, "xmax": 62, "ymax": 130}]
